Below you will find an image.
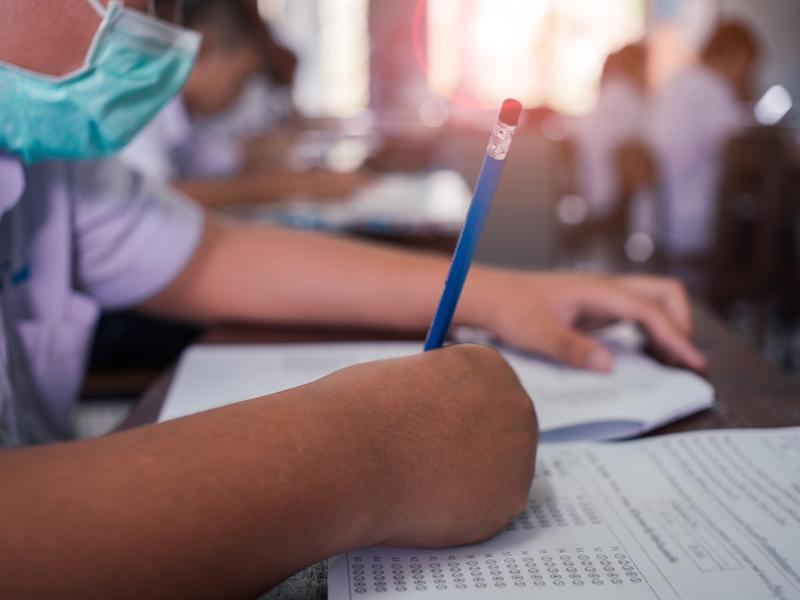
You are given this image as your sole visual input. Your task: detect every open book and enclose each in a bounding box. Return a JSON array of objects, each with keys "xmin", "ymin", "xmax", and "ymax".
[
  {"xmin": 328, "ymin": 427, "xmax": 800, "ymax": 600},
  {"xmin": 159, "ymin": 329, "xmax": 713, "ymax": 442}
]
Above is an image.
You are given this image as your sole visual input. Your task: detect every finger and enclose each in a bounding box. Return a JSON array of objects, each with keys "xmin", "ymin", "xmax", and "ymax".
[
  {"xmin": 615, "ymin": 276, "xmax": 693, "ymax": 335},
  {"xmin": 615, "ymin": 276, "xmax": 692, "ymax": 334},
  {"xmin": 534, "ymin": 323, "xmax": 614, "ymax": 373},
  {"xmin": 582, "ymin": 290, "xmax": 706, "ymax": 372}
]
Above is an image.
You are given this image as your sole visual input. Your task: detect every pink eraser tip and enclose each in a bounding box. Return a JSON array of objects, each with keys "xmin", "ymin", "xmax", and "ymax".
[{"xmin": 499, "ymin": 99, "xmax": 522, "ymax": 126}]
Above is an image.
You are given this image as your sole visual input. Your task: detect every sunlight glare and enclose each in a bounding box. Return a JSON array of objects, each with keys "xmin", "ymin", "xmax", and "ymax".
[{"xmin": 427, "ymin": 0, "xmax": 646, "ymax": 114}]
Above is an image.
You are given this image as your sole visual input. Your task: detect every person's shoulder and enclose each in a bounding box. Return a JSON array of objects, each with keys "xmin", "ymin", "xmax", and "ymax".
[
  {"xmin": 665, "ymin": 65, "xmax": 729, "ymax": 98},
  {"xmin": 653, "ymin": 65, "xmax": 725, "ymax": 115}
]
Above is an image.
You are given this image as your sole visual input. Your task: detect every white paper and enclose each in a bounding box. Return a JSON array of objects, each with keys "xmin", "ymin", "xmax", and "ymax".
[
  {"xmin": 328, "ymin": 427, "xmax": 800, "ymax": 600},
  {"xmin": 238, "ymin": 170, "xmax": 471, "ymax": 232},
  {"xmin": 159, "ymin": 334, "xmax": 713, "ymax": 441}
]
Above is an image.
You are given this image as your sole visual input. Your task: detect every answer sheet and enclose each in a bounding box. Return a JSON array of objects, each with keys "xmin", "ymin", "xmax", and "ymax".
[
  {"xmin": 159, "ymin": 340, "xmax": 713, "ymax": 441},
  {"xmin": 328, "ymin": 428, "xmax": 800, "ymax": 600}
]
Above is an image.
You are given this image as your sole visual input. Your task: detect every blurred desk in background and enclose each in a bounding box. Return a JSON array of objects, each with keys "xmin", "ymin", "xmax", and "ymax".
[
  {"xmin": 119, "ymin": 302, "xmax": 800, "ymax": 600},
  {"xmin": 219, "ymin": 169, "xmax": 470, "ymax": 243}
]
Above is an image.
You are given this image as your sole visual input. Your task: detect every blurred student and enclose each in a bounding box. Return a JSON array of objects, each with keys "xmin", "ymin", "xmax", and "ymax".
[
  {"xmin": 0, "ymin": 0, "xmax": 705, "ymax": 596},
  {"xmin": 121, "ymin": 0, "xmax": 367, "ymax": 206},
  {"xmin": 574, "ymin": 43, "xmax": 649, "ymax": 220},
  {"xmin": 649, "ymin": 21, "xmax": 761, "ymax": 256},
  {"xmin": 192, "ymin": 0, "xmax": 298, "ymax": 143}
]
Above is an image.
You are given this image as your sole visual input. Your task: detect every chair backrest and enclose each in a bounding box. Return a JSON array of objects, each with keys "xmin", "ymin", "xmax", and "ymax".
[
  {"xmin": 550, "ymin": 138, "xmax": 602, "ymax": 267},
  {"xmin": 708, "ymin": 127, "xmax": 791, "ymax": 310},
  {"xmin": 554, "ymin": 136, "xmax": 657, "ymax": 269}
]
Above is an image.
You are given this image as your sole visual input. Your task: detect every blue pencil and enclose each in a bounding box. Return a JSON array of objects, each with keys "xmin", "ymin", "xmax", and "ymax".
[{"xmin": 424, "ymin": 98, "xmax": 522, "ymax": 351}]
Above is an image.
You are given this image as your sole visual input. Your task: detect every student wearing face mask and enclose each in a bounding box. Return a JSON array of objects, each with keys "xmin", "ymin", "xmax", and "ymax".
[{"xmin": 0, "ymin": 1, "xmax": 704, "ymax": 597}]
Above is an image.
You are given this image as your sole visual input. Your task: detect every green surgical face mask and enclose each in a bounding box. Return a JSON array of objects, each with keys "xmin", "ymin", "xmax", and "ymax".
[{"xmin": 0, "ymin": 0, "xmax": 200, "ymax": 164}]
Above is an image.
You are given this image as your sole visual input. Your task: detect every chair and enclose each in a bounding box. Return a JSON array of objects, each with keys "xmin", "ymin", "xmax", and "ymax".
[
  {"xmin": 704, "ymin": 128, "xmax": 793, "ymax": 343},
  {"xmin": 554, "ymin": 137, "xmax": 657, "ymax": 271}
]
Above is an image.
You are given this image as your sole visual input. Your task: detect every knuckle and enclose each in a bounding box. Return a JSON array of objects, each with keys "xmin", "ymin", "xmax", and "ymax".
[
  {"xmin": 509, "ymin": 486, "xmax": 531, "ymax": 517},
  {"xmin": 504, "ymin": 463, "xmax": 536, "ymax": 519},
  {"xmin": 445, "ymin": 344, "xmax": 533, "ymax": 411},
  {"xmin": 667, "ymin": 278, "xmax": 685, "ymax": 295},
  {"xmin": 460, "ymin": 342, "xmax": 504, "ymax": 361},
  {"xmin": 636, "ymin": 301, "xmax": 661, "ymax": 324},
  {"xmin": 520, "ymin": 394, "xmax": 539, "ymax": 438},
  {"xmin": 446, "ymin": 343, "xmax": 508, "ymax": 374},
  {"xmin": 557, "ymin": 335, "xmax": 580, "ymax": 363}
]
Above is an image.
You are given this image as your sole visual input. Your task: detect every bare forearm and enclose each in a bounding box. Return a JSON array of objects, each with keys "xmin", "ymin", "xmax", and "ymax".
[
  {"xmin": 0, "ymin": 348, "xmax": 539, "ymax": 598},
  {"xmin": 141, "ymin": 220, "xmax": 706, "ymax": 371},
  {"xmin": 0, "ymin": 384, "xmax": 379, "ymax": 599},
  {"xmin": 142, "ymin": 220, "xmax": 492, "ymax": 331}
]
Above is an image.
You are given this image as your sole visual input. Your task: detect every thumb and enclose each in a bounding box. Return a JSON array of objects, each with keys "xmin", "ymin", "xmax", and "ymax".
[{"xmin": 541, "ymin": 324, "xmax": 613, "ymax": 372}]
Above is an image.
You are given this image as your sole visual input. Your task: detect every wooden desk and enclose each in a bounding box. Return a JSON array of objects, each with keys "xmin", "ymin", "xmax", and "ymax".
[{"xmin": 120, "ymin": 303, "xmax": 800, "ymax": 600}]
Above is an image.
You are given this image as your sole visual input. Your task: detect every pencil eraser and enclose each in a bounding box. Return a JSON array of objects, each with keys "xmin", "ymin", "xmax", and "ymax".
[{"xmin": 499, "ymin": 99, "xmax": 522, "ymax": 126}]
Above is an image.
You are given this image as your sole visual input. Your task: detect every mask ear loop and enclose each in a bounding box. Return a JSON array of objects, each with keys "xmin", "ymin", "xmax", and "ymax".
[
  {"xmin": 83, "ymin": 0, "xmax": 125, "ymax": 65},
  {"xmin": 85, "ymin": 0, "xmax": 107, "ymax": 17}
]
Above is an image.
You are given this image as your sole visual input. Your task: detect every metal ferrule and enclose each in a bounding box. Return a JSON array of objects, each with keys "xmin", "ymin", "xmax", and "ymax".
[{"xmin": 486, "ymin": 121, "xmax": 517, "ymax": 160}]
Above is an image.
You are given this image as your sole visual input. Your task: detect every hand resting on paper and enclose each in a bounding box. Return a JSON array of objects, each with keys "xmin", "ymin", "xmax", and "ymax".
[{"xmin": 462, "ymin": 272, "xmax": 706, "ymax": 373}]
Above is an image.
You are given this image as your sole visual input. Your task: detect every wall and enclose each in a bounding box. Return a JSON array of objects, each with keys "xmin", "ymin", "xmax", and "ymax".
[{"xmin": 720, "ymin": 0, "xmax": 800, "ymax": 103}]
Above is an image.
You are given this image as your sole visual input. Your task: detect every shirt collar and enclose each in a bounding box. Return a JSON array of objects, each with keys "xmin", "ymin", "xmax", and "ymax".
[{"xmin": 0, "ymin": 153, "xmax": 25, "ymax": 219}]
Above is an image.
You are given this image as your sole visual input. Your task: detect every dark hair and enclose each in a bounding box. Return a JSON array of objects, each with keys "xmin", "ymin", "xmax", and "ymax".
[
  {"xmin": 601, "ymin": 43, "xmax": 647, "ymax": 88},
  {"xmin": 701, "ymin": 21, "xmax": 760, "ymax": 64},
  {"xmin": 182, "ymin": 0, "xmax": 298, "ymax": 86},
  {"xmin": 183, "ymin": 0, "xmax": 262, "ymax": 50}
]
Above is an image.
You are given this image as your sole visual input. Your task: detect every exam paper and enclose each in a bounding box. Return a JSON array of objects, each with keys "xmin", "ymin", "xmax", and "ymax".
[
  {"xmin": 328, "ymin": 427, "xmax": 800, "ymax": 600},
  {"xmin": 159, "ymin": 336, "xmax": 713, "ymax": 441}
]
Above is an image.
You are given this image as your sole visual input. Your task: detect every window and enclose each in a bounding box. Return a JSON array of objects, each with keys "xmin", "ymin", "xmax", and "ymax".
[
  {"xmin": 427, "ymin": 0, "xmax": 646, "ymax": 114},
  {"xmin": 258, "ymin": 0, "xmax": 369, "ymax": 117}
]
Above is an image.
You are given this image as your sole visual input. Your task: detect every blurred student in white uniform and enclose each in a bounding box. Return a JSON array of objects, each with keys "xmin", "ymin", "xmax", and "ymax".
[
  {"xmin": 190, "ymin": 0, "xmax": 298, "ymax": 146},
  {"xmin": 649, "ymin": 21, "xmax": 761, "ymax": 257},
  {"xmin": 575, "ymin": 43, "xmax": 649, "ymax": 220},
  {"xmin": 122, "ymin": 0, "xmax": 367, "ymax": 205},
  {"xmin": 120, "ymin": 0, "xmax": 263, "ymax": 182},
  {"xmin": 0, "ymin": 0, "xmax": 705, "ymax": 596}
]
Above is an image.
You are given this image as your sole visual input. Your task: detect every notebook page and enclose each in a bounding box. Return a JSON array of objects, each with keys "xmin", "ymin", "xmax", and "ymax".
[
  {"xmin": 159, "ymin": 342, "xmax": 712, "ymax": 441},
  {"xmin": 328, "ymin": 428, "xmax": 800, "ymax": 600},
  {"xmin": 502, "ymin": 351, "xmax": 713, "ymax": 440}
]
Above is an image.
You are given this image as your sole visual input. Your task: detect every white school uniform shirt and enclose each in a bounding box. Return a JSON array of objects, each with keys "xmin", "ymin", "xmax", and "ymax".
[
  {"xmin": 574, "ymin": 77, "xmax": 648, "ymax": 218},
  {"xmin": 120, "ymin": 97, "xmax": 243, "ymax": 185},
  {"xmin": 0, "ymin": 154, "xmax": 204, "ymax": 446},
  {"xmin": 647, "ymin": 65, "xmax": 751, "ymax": 256}
]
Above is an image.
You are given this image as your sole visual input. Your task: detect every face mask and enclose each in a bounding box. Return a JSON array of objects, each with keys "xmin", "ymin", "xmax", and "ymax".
[{"xmin": 0, "ymin": 0, "xmax": 200, "ymax": 164}]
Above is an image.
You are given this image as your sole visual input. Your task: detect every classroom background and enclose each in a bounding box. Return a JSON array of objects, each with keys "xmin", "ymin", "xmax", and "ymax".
[{"xmin": 79, "ymin": 0, "xmax": 800, "ymax": 436}]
